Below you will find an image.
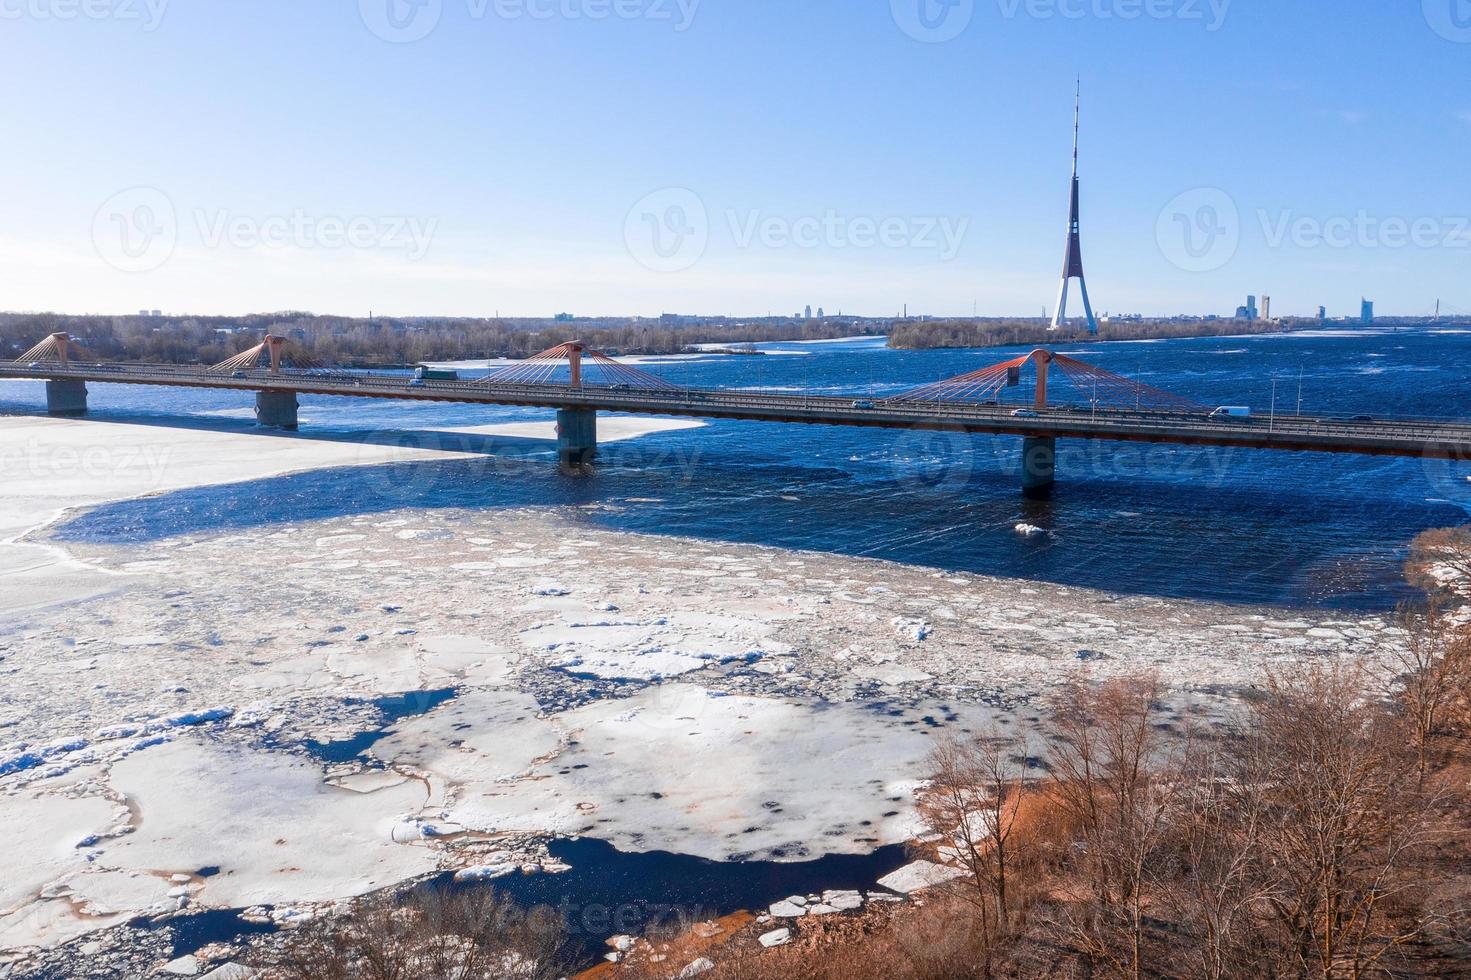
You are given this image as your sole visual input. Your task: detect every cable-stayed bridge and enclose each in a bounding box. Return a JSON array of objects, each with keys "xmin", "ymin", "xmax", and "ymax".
[{"xmin": 5, "ymin": 335, "xmax": 1470, "ymax": 498}]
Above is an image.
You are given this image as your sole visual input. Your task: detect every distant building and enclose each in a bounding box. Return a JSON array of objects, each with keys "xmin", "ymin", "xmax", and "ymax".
[
  {"xmin": 804, "ymin": 305, "xmax": 813, "ymax": 319},
  {"xmin": 1261, "ymin": 296, "xmax": 1271, "ymax": 320},
  {"xmin": 554, "ymin": 312, "xmax": 574, "ymax": 322},
  {"xmin": 151, "ymin": 309, "xmax": 161, "ymax": 317},
  {"xmin": 1235, "ymin": 295, "xmax": 1259, "ymax": 321},
  {"xmin": 1361, "ymin": 299, "xmax": 1375, "ymax": 325},
  {"xmin": 1318, "ymin": 305, "xmax": 1327, "ymax": 322},
  {"xmin": 816, "ymin": 307, "xmax": 824, "ymax": 319}
]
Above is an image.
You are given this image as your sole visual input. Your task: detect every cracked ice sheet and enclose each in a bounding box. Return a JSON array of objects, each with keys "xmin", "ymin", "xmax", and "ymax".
[
  {"xmin": 0, "ymin": 414, "xmax": 702, "ymax": 616},
  {"xmin": 523, "ymin": 611, "xmax": 791, "ymax": 682},
  {"xmin": 385, "ymin": 684, "xmax": 983, "ymax": 862},
  {"xmin": 0, "ymin": 793, "xmax": 124, "ymax": 917},
  {"xmin": 0, "ymin": 416, "xmax": 461, "ymax": 616},
  {"xmin": 91, "ymin": 737, "xmax": 436, "ymax": 909}
]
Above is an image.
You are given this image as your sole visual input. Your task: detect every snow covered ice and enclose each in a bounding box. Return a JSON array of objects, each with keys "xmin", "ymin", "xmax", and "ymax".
[{"xmin": 0, "ymin": 415, "xmax": 1412, "ymax": 957}]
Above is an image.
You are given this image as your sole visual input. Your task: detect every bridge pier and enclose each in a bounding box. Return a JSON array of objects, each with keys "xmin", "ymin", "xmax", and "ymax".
[
  {"xmin": 556, "ymin": 408, "xmax": 597, "ymax": 472},
  {"xmin": 1021, "ymin": 436, "xmax": 1056, "ymax": 499},
  {"xmin": 255, "ymin": 390, "xmax": 299, "ymax": 430},
  {"xmin": 45, "ymin": 380, "xmax": 88, "ymax": 416}
]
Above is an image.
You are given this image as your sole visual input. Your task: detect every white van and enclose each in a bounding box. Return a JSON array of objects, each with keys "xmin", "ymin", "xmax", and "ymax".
[{"xmin": 1209, "ymin": 406, "xmax": 1251, "ymax": 419}]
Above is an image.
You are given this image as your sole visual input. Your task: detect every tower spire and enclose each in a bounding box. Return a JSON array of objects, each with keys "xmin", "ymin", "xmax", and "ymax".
[
  {"xmin": 1050, "ymin": 80, "xmax": 1099, "ymax": 335},
  {"xmin": 1072, "ymin": 77, "xmax": 1080, "ymax": 178}
]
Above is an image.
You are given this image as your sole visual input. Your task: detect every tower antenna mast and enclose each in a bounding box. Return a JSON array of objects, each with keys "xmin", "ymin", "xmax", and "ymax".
[{"xmin": 1051, "ymin": 79, "xmax": 1099, "ymax": 335}]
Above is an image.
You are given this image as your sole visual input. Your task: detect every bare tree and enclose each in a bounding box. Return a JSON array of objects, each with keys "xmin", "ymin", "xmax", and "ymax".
[
  {"xmin": 259, "ymin": 889, "xmax": 569, "ymax": 980},
  {"xmin": 920, "ymin": 728, "xmax": 1042, "ymax": 943},
  {"xmin": 1406, "ymin": 525, "xmax": 1471, "ymax": 602},
  {"xmin": 1389, "ymin": 602, "xmax": 1471, "ymax": 779},
  {"xmin": 1163, "ymin": 741, "xmax": 1278, "ymax": 980},
  {"xmin": 1239, "ymin": 665, "xmax": 1436, "ymax": 979},
  {"xmin": 1045, "ymin": 674, "xmax": 1180, "ymax": 979}
]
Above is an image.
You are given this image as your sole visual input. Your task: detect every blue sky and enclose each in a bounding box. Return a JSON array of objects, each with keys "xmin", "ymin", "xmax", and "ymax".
[{"xmin": 2, "ymin": 1, "xmax": 1468, "ymax": 318}]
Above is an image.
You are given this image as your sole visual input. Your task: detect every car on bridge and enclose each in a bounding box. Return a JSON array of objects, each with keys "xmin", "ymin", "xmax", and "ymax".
[
  {"xmin": 1209, "ymin": 406, "xmax": 1252, "ymax": 419},
  {"xmin": 1011, "ymin": 409, "xmax": 1039, "ymax": 418},
  {"xmin": 852, "ymin": 400, "xmax": 876, "ymax": 410}
]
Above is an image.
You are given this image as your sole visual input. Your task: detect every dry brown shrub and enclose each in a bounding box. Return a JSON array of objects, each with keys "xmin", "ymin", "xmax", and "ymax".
[{"xmin": 253, "ymin": 888, "xmax": 570, "ymax": 980}]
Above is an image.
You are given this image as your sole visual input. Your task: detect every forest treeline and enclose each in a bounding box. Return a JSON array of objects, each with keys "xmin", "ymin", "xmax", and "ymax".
[
  {"xmin": 0, "ymin": 313, "xmax": 885, "ymax": 367},
  {"xmin": 887, "ymin": 317, "xmax": 1312, "ymax": 350},
  {"xmin": 4, "ymin": 312, "xmax": 1346, "ymax": 366}
]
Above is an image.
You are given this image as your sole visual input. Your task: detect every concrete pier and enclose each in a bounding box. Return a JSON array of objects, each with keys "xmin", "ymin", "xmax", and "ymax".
[
  {"xmin": 45, "ymin": 380, "xmax": 88, "ymax": 416},
  {"xmin": 255, "ymin": 390, "xmax": 299, "ymax": 430},
  {"xmin": 556, "ymin": 408, "xmax": 597, "ymax": 471},
  {"xmin": 1021, "ymin": 436, "xmax": 1056, "ymax": 499}
]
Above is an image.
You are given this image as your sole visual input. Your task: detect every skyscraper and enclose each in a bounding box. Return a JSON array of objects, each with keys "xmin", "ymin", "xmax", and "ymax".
[
  {"xmin": 1361, "ymin": 299, "xmax": 1375, "ymax": 325},
  {"xmin": 1050, "ymin": 81, "xmax": 1099, "ymax": 336}
]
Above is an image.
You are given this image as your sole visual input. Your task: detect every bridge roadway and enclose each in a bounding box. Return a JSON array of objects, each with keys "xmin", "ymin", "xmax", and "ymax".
[{"xmin": 5, "ymin": 360, "xmax": 1471, "ymax": 463}]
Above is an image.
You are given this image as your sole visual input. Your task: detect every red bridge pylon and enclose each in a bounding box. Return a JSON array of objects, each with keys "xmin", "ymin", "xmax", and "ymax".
[
  {"xmin": 15, "ymin": 332, "xmax": 94, "ymax": 365},
  {"xmin": 209, "ymin": 336, "xmax": 340, "ymax": 376},
  {"xmin": 477, "ymin": 342, "xmax": 682, "ymax": 391},
  {"xmin": 890, "ymin": 349, "xmax": 1206, "ymax": 413}
]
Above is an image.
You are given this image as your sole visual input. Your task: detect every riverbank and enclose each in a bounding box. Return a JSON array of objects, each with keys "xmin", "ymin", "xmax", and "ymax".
[
  {"xmin": 0, "ymin": 416, "xmax": 1412, "ymax": 971},
  {"xmin": 885, "ymin": 317, "xmax": 1303, "ymax": 351}
]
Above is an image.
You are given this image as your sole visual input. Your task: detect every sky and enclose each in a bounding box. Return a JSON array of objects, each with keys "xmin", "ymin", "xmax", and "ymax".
[{"xmin": 1, "ymin": 0, "xmax": 1469, "ymax": 320}]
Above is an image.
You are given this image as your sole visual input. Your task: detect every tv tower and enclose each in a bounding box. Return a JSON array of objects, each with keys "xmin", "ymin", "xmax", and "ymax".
[{"xmin": 1050, "ymin": 81, "xmax": 1099, "ymax": 335}]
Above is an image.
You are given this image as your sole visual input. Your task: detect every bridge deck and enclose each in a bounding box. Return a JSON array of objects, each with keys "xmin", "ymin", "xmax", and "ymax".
[{"xmin": 3, "ymin": 362, "xmax": 1470, "ymax": 461}]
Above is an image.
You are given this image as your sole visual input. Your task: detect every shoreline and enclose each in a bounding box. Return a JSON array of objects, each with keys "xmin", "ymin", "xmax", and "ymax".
[{"xmin": 0, "ymin": 415, "xmax": 1412, "ymax": 963}]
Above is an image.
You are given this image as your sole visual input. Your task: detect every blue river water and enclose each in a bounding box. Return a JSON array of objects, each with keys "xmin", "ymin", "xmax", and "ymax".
[{"xmin": 7, "ymin": 327, "xmax": 1471, "ymax": 611}]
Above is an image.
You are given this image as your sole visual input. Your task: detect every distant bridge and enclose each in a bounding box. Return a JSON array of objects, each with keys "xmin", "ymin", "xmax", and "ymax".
[{"xmin": 5, "ymin": 334, "xmax": 1470, "ymax": 497}]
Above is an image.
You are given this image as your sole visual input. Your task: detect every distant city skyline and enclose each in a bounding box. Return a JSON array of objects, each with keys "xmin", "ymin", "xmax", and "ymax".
[{"xmin": 3, "ymin": 2, "xmax": 1468, "ymax": 319}]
